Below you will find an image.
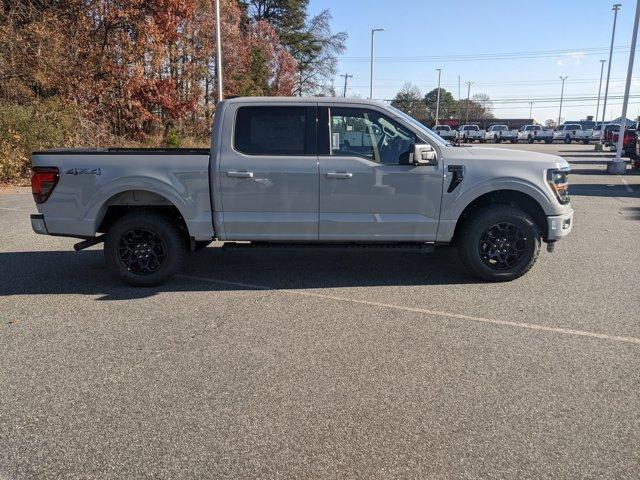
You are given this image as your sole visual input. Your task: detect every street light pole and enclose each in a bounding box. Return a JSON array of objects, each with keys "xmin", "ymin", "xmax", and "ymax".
[
  {"xmin": 558, "ymin": 76, "xmax": 568, "ymax": 126},
  {"xmin": 465, "ymin": 81, "xmax": 473, "ymax": 123},
  {"xmin": 595, "ymin": 60, "xmax": 606, "ymax": 129},
  {"xmin": 600, "ymin": 3, "xmax": 622, "ymax": 143},
  {"xmin": 609, "ymin": 0, "xmax": 640, "ymax": 174},
  {"xmin": 215, "ymin": 0, "xmax": 224, "ymax": 102},
  {"xmin": 594, "ymin": 59, "xmax": 607, "ymax": 151},
  {"xmin": 529, "ymin": 101, "xmax": 534, "ymax": 120},
  {"xmin": 369, "ymin": 28, "xmax": 384, "ymax": 100},
  {"xmin": 435, "ymin": 68, "xmax": 442, "ymax": 126}
]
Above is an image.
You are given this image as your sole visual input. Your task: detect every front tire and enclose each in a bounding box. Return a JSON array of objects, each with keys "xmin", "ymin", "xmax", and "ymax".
[
  {"xmin": 104, "ymin": 211, "xmax": 186, "ymax": 286},
  {"xmin": 457, "ymin": 205, "xmax": 541, "ymax": 282},
  {"xmin": 528, "ymin": 135, "xmax": 534, "ymax": 144},
  {"xmin": 564, "ymin": 135, "xmax": 571, "ymax": 144}
]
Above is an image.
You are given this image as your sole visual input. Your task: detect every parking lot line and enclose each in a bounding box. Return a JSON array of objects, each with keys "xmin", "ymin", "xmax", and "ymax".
[
  {"xmin": 178, "ymin": 274, "xmax": 640, "ymax": 346},
  {"xmin": 619, "ymin": 176, "xmax": 634, "ymax": 193}
]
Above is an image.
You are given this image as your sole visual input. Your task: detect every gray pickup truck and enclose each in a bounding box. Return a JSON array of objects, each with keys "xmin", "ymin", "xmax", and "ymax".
[{"xmin": 30, "ymin": 97, "xmax": 573, "ymax": 286}]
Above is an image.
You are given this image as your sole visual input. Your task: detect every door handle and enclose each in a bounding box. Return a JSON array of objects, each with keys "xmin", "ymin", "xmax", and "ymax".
[
  {"xmin": 226, "ymin": 171, "xmax": 254, "ymax": 178},
  {"xmin": 326, "ymin": 172, "xmax": 353, "ymax": 179}
]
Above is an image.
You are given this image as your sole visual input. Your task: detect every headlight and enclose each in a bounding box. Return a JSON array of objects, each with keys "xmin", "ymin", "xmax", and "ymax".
[{"xmin": 547, "ymin": 168, "xmax": 570, "ymax": 204}]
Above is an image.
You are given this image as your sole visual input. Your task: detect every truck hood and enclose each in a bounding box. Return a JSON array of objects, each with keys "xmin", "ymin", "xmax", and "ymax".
[{"xmin": 444, "ymin": 146, "xmax": 569, "ymax": 169}]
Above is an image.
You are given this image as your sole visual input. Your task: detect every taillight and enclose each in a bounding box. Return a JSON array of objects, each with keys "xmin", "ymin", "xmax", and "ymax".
[{"xmin": 31, "ymin": 167, "xmax": 59, "ymax": 204}]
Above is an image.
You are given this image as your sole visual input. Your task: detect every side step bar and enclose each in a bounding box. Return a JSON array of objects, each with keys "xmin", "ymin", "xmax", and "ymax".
[{"xmin": 221, "ymin": 242, "xmax": 435, "ymax": 253}]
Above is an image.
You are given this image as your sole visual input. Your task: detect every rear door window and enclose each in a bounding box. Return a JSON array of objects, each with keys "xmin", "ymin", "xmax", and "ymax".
[{"xmin": 234, "ymin": 106, "xmax": 315, "ymax": 155}]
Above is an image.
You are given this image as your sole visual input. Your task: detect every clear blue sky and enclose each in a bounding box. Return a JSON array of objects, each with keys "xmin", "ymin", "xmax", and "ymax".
[{"xmin": 308, "ymin": 0, "xmax": 640, "ymax": 123}]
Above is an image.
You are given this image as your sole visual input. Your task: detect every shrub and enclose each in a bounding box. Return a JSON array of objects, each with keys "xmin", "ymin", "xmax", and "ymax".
[{"xmin": 0, "ymin": 99, "xmax": 81, "ymax": 183}]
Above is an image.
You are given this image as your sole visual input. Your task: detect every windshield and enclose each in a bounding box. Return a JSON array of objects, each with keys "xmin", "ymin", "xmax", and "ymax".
[
  {"xmin": 435, "ymin": 125, "xmax": 450, "ymax": 131},
  {"xmin": 386, "ymin": 105, "xmax": 447, "ymax": 146},
  {"xmin": 493, "ymin": 125, "xmax": 507, "ymax": 131}
]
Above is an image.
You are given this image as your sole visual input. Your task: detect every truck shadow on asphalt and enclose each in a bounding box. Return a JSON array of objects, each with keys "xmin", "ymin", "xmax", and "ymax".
[
  {"xmin": 0, "ymin": 247, "xmax": 477, "ymax": 300},
  {"xmin": 569, "ymin": 183, "xmax": 639, "ymax": 197}
]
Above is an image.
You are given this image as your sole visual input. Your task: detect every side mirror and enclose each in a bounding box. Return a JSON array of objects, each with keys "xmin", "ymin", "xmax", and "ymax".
[{"xmin": 413, "ymin": 144, "xmax": 437, "ymax": 166}]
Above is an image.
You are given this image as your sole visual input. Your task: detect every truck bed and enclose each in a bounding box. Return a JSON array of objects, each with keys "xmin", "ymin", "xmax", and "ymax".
[{"xmin": 31, "ymin": 148, "xmax": 214, "ymax": 240}]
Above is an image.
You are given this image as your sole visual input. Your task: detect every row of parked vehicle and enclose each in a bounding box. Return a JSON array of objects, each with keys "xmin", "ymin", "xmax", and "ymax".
[{"xmin": 432, "ymin": 123, "xmax": 625, "ymax": 146}]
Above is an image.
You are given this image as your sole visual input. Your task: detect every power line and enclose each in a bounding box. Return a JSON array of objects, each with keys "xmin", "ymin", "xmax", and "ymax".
[{"xmin": 340, "ymin": 45, "xmax": 631, "ymax": 63}]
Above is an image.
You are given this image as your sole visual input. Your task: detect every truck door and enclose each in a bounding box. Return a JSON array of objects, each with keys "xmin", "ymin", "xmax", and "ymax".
[
  {"xmin": 218, "ymin": 104, "xmax": 319, "ymax": 240},
  {"xmin": 318, "ymin": 106, "xmax": 444, "ymax": 241}
]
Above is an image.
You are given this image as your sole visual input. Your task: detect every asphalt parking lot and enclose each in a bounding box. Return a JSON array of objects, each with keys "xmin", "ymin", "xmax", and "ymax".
[{"xmin": 1, "ymin": 143, "xmax": 639, "ymax": 479}]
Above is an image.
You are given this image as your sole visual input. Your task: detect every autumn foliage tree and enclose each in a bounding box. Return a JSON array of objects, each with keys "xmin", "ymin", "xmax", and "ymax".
[{"xmin": 0, "ymin": 0, "xmax": 304, "ymax": 141}]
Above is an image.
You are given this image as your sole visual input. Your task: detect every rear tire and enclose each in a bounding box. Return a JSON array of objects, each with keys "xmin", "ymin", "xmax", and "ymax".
[
  {"xmin": 564, "ymin": 135, "xmax": 571, "ymax": 144},
  {"xmin": 104, "ymin": 211, "xmax": 186, "ymax": 286},
  {"xmin": 457, "ymin": 205, "xmax": 541, "ymax": 282},
  {"xmin": 545, "ymin": 139, "xmax": 552, "ymax": 144},
  {"xmin": 528, "ymin": 135, "xmax": 534, "ymax": 144}
]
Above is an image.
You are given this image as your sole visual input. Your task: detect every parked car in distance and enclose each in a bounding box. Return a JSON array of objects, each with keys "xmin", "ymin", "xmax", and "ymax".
[
  {"xmin": 485, "ymin": 124, "xmax": 517, "ymax": 143},
  {"xmin": 610, "ymin": 126, "xmax": 637, "ymax": 157},
  {"xmin": 591, "ymin": 124, "xmax": 605, "ymax": 142},
  {"xmin": 30, "ymin": 97, "xmax": 573, "ymax": 286},
  {"xmin": 518, "ymin": 125, "xmax": 553, "ymax": 144},
  {"xmin": 459, "ymin": 124, "xmax": 486, "ymax": 143},
  {"xmin": 432, "ymin": 125, "xmax": 457, "ymax": 142},
  {"xmin": 603, "ymin": 124, "xmax": 620, "ymax": 146},
  {"xmin": 553, "ymin": 124, "xmax": 590, "ymax": 144}
]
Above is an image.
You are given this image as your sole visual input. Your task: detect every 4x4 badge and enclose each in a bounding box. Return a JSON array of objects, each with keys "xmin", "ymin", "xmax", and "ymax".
[{"xmin": 66, "ymin": 168, "xmax": 101, "ymax": 175}]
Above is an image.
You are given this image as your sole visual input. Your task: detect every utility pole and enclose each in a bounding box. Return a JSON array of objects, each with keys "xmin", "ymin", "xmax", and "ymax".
[
  {"xmin": 435, "ymin": 68, "xmax": 442, "ymax": 126},
  {"xmin": 529, "ymin": 101, "xmax": 534, "ymax": 120},
  {"xmin": 369, "ymin": 28, "xmax": 384, "ymax": 99},
  {"xmin": 609, "ymin": 0, "xmax": 640, "ymax": 174},
  {"xmin": 215, "ymin": 0, "xmax": 224, "ymax": 102},
  {"xmin": 600, "ymin": 3, "xmax": 622, "ymax": 144},
  {"xmin": 340, "ymin": 73, "xmax": 353, "ymax": 97},
  {"xmin": 558, "ymin": 76, "xmax": 568, "ymax": 126},
  {"xmin": 465, "ymin": 81, "xmax": 473, "ymax": 123}
]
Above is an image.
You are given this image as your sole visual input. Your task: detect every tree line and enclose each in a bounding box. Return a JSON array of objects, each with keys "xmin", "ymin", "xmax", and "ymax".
[
  {"xmin": 0, "ymin": 0, "xmax": 346, "ymax": 181},
  {"xmin": 390, "ymin": 82, "xmax": 494, "ymax": 126}
]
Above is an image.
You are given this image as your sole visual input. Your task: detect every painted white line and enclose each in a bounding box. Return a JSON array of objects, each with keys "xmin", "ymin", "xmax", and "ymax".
[
  {"xmin": 0, "ymin": 207, "xmax": 29, "ymax": 212},
  {"xmin": 619, "ymin": 176, "xmax": 634, "ymax": 193},
  {"xmin": 178, "ymin": 274, "xmax": 640, "ymax": 346}
]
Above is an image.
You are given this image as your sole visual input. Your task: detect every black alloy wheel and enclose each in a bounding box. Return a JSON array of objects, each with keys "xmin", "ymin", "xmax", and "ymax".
[
  {"xmin": 118, "ymin": 228, "xmax": 166, "ymax": 275},
  {"xmin": 478, "ymin": 222, "xmax": 527, "ymax": 270}
]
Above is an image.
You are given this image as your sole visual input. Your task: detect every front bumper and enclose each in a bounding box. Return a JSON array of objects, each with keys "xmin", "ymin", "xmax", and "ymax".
[
  {"xmin": 546, "ymin": 209, "xmax": 573, "ymax": 241},
  {"xmin": 31, "ymin": 214, "xmax": 49, "ymax": 235}
]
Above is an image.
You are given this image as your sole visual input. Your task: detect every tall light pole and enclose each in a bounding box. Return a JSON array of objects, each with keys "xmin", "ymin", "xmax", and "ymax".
[
  {"xmin": 600, "ymin": 3, "xmax": 622, "ymax": 143},
  {"xmin": 340, "ymin": 73, "xmax": 353, "ymax": 97},
  {"xmin": 558, "ymin": 76, "xmax": 568, "ymax": 126},
  {"xmin": 595, "ymin": 60, "xmax": 606, "ymax": 130},
  {"xmin": 457, "ymin": 75, "xmax": 461, "ymax": 130},
  {"xmin": 215, "ymin": 0, "xmax": 224, "ymax": 102},
  {"xmin": 465, "ymin": 81, "xmax": 472, "ymax": 123},
  {"xmin": 609, "ymin": 0, "xmax": 640, "ymax": 174},
  {"xmin": 529, "ymin": 101, "xmax": 534, "ymax": 120},
  {"xmin": 435, "ymin": 68, "xmax": 442, "ymax": 126},
  {"xmin": 369, "ymin": 28, "xmax": 384, "ymax": 100}
]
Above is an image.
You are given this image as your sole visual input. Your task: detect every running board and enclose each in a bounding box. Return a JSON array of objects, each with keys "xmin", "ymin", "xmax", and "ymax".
[{"xmin": 221, "ymin": 242, "xmax": 435, "ymax": 253}]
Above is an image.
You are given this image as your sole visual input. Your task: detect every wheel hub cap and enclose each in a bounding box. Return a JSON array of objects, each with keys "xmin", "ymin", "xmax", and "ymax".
[
  {"xmin": 478, "ymin": 222, "xmax": 527, "ymax": 270},
  {"xmin": 118, "ymin": 229, "xmax": 166, "ymax": 275}
]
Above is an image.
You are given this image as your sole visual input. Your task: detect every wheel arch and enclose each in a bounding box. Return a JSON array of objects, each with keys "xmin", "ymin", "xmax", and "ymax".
[
  {"xmin": 446, "ymin": 188, "xmax": 550, "ymax": 245},
  {"xmin": 95, "ymin": 189, "xmax": 190, "ymax": 238},
  {"xmin": 85, "ymin": 176, "xmax": 214, "ymax": 241}
]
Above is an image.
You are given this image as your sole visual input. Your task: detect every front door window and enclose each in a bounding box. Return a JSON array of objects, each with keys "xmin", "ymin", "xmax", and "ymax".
[{"xmin": 329, "ymin": 107, "xmax": 416, "ymax": 165}]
